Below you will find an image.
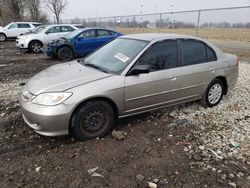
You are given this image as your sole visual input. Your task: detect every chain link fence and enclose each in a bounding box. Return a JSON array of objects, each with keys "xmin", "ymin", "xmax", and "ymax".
[{"xmin": 63, "ymin": 6, "xmax": 250, "ymax": 40}]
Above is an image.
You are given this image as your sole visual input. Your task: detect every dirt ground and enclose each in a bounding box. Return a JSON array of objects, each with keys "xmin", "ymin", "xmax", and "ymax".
[{"xmin": 0, "ymin": 41, "xmax": 250, "ymax": 188}]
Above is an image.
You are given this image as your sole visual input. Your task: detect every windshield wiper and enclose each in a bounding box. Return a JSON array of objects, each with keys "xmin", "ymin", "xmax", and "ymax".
[{"xmin": 84, "ymin": 63, "xmax": 109, "ymax": 73}]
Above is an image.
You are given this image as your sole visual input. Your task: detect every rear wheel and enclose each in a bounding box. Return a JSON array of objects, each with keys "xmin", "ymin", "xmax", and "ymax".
[
  {"xmin": 0, "ymin": 33, "xmax": 6, "ymax": 42},
  {"xmin": 29, "ymin": 41, "xmax": 43, "ymax": 53},
  {"xmin": 201, "ymin": 79, "xmax": 224, "ymax": 107},
  {"xmin": 71, "ymin": 101, "xmax": 115, "ymax": 141},
  {"xmin": 57, "ymin": 46, "xmax": 74, "ymax": 61}
]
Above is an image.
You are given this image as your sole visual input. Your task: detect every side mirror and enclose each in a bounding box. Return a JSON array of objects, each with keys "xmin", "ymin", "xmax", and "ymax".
[
  {"xmin": 45, "ymin": 31, "xmax": 49, "ymax": 34},
  {"xmin": 128, "ymin": 64, "xmax": 150, "ymax": 76}
]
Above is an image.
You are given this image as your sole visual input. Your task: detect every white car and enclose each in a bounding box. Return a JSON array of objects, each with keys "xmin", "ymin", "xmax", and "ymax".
[
  {"xmin": 0, "ymin": 22, "xmax": 42, "ymax": 42},
  {"xmin": 16, "ymin": 24, "xmax": 79, "ymax": 53}
]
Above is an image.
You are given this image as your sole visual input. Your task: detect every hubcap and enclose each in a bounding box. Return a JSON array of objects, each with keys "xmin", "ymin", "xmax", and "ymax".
[
  {"xmin": 0, "ymin": 34, "xmax": 5, "ymax": 41},
  {"xmin": 60, "ymin": 48, "xmax": 71, "ymax": 60},
  {"xmin": 208, "ymin": 83, "xmax": 222, "ymax": 104},
  {"xmin": 32, "ymin": 43, "xmax": 41, "ymax": 53},
  {"xmin": 81, "ymin": 108, "xmax": 107, "ymax": 136}
]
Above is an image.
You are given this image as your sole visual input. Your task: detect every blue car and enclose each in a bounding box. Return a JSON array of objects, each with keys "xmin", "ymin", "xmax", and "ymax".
[{"xmin": 46, "ymin": 28, "xmax": 123, "ymax": 61}]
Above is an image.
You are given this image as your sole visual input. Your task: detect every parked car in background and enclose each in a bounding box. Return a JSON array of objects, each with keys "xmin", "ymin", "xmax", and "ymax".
[
  {"xmin": 16, "ymin": 24, "xmax": 79, "ymax": 53},
  {"xmin": 46, "ymin": 28, "xmax": 123, "ymax": 61},
  {"xmin": 0, "ymin": 22, "xmax": 42, "ymax": 42},
  {"xmin": 20, "ymin": 33, "xmax": 239, "ymax": 140}
]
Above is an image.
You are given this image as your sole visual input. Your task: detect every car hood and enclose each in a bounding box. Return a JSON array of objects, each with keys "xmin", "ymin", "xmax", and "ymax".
[{"xmin": 26, "ymin": 61, "xmax": 112, "ymax": 95}]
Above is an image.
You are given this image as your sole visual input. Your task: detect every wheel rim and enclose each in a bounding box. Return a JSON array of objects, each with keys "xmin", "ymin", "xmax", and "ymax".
[
  {"xmin": 208, "ymin": 83, "xmax": 222, "ymax": 104},
  {"xmin": 60, "ymin": 48, "xmax": 71, "ymax": 60},
  {"xmin": 32, "ymin": 43, "xmax": 41, "ymax": 53},
  {"xmin": 0, "ymin": 34, "xmax": 5, "ymax": 41},
  {"xmin": 80, "ymin": 108, "xmax": 108, "ymax": 136}
]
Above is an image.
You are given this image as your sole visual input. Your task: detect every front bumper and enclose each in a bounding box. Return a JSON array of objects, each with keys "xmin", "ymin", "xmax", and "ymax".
[
  {"xmin": 16, "ymin": 39, "xmax": 29, "ymax": 49},
  {"xmin": 20, "ymin": 96, "xmax": 73, "ymax": 136}
]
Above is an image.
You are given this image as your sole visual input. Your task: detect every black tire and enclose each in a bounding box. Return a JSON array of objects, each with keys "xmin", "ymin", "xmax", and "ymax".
[
  {"xmin": 57, "ymin": 46, "xmax": 74, "ymax": 61},
  {"xmin": 29, "ymin": 41, "xmax": 43, "ymax": 53},
  {"xmin": 71, "ymin": 100, "xmax": 115, "ymax": 141},
  {"xmin": 201, "ymin": 79, "xmax": 224, "ymax": 108},
  {"xmin": 0, "ymin": 33, "xmax": 6, "ymax": 42}
]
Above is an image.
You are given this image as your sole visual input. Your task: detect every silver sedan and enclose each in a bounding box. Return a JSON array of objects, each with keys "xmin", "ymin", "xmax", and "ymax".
[{"xmin": 20, "ymin": 33, "xmax": 239, "ymax": 140}]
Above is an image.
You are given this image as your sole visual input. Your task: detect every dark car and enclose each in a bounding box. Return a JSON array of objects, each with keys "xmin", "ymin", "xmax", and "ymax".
[{"xmin": 46, "ymin": 28, "xmax": 123, "ymax": 61}]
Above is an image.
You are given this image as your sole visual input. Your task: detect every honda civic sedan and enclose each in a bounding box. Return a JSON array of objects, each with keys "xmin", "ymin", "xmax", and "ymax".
[{"xmin": 20, "ymin": 33, "xmax": 239, "ymax": 140}]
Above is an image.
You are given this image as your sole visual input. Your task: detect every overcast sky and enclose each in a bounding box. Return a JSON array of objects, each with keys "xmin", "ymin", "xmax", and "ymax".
[{"xmin": 63, "ymin": 0, "xmax": 250, "ymax": 18}]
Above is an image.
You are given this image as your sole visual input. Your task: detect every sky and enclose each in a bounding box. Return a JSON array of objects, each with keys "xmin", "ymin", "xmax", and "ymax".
[{"xmin": 61, "ymin": 0, "xmax": 250, "ymax": 23}]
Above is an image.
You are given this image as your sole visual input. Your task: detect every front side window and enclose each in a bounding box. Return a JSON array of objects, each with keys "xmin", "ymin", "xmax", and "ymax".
[
  {"xmin": 18, "ymin": 24, "xmax": 31, "ymax": 28},
  {"xmin": 46, "ymin": 26, "xmax": 60, "ymax": 34},
  {"xmin": 97, "ymin": 30, "xmax": 111, "ymax": 37},
  {"xmin": 136, "ymin": 40, "xmax": 178, "ymax": 71},
  {"xmin": 78, "ymin": 30, "xmax": 96, "ymax": 39},
  {"xmin": 181, "ymin": 40, "xmax": 207, "ymax": 66},
  {"xmin": 61, "ymin": 26, "xmax": 75, "ymax": 32},
  {"xmin": 8, "ymin": 23, "xmax": 18, "ymax": 29}
]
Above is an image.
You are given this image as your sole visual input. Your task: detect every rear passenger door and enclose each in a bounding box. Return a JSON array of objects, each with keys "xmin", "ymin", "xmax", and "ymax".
[
  {"xmin": 17, "ymin": 23, "xmax": 32, "ymax": 36},
  {"xmin": 177, "ymin": 39, "xmax": 218, "ymax": 100}
]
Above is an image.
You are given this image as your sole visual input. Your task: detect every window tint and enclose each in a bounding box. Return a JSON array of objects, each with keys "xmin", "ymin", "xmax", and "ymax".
[
  {"xmin": 207, "ymin": 46, "xmax": 217, "ymax": 62},
  {"xmin": 137, "ymin": 40, "xmax": 178, "ymax": 71},
  {"xmin": 18, "ymin": 23, "xmax": 31, "ymax": 28},
  {"xmin": 97, "ymin": 30, "xmax": 111, "ymax": 37},
  {"xmin": 8, "ymin": 23, "xmax": 18, "ymax": 29},
  {"xmin": 181, "ymin": 40, "xmax": 207, "ymax": 66},
  {"xmin": 61, "ymin": 26, "xmax": 75, "ymax": 32},
  {"xmin": 78, "ymin": 30, "xmax": 96, "ymax": 39},
  {"xmin": 47, "ymin": 26, "xmax": 60, "ymax": 34}
]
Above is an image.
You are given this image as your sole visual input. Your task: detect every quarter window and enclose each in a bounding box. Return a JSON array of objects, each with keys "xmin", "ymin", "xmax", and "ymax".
[
  {"xmin": 137, "ymin": 40, "xmax": 178, "ymax": 71},
  {"xmin": 181, "ymin": 40, "xmax": 207, "ymax": 66},
  {"xmin": 207, "ymin": 46, "xmax": 217, "ymax": 62}
]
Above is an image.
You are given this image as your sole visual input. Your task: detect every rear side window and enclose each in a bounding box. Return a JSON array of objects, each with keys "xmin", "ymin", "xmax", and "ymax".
[
  {"xmin": 97, "ymin": 30, "xmax": 111, "ymax": 37},
  {"xmin": 137, "ymin": 40, "xmax": 178, "ymax": 71},
  {"xmin": 61, "ymin": 26, "xmax": 75, "ymax": 32},
  {"xmin": 181, "ymin": 40, "xmax": 206, "ymax": 66},
  {"xmin": 18, "ymin": 24, "xmax": 31, "ymax": 28}
]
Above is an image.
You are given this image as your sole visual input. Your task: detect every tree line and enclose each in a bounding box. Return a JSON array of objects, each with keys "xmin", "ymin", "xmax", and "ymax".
[{"xmin": 0, "ymin": 0, "xmax": 68, "ymax": 26}]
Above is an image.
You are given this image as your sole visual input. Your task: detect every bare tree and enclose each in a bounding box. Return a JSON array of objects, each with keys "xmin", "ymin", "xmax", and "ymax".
[
  {"xmin": 25, "ymin": 0, "xmax": 48, "ymax": 23},
  {"xmin": 46, "ymin": 0, "xmax": 68, "ymax": 24}
]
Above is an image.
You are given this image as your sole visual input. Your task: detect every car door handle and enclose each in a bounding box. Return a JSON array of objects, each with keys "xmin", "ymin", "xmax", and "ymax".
[
  {"xmin": 209, "ymin": 68, "xmax": 215, "ymax": 73},
  {"xmin": 169, "ymin": 75, "xmax": 177, "ymax": 81}
]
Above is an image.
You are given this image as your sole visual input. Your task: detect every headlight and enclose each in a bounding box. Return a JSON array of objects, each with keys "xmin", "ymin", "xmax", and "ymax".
[{"xmin": 32, "ymin": 92, "xmax": 72, "ymax": 106}]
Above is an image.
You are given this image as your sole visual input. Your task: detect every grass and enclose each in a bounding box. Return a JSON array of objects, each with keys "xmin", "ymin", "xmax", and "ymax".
[{"xmin": 116, "ymin": 28, "xmax": 250, "ymax": 42}]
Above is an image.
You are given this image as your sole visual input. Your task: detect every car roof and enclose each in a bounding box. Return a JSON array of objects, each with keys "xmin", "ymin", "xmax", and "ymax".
[
  {"xmin": 120, "ymin": 33, "xmax": 203, "ymax": 42},
  {"xmin": 12, "ymin": 22, "xmax": 41, "ymax": 24}
]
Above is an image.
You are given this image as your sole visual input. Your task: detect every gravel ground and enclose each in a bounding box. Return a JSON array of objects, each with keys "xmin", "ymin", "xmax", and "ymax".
[{"xmin": 0, "ymin": 41, "xmax": 250, "ymax": 188}]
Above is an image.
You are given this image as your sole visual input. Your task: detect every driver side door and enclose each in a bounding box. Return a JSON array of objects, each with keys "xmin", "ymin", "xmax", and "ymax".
[
  {"xmin": 43, "ymin": 26, "xmax": 61, "ymax": 43},
  {"xmin": 124, "ymin": 40, "xmax": 181, "ymax": 114},
  {"xmin": 75, "ymin": 29, "xmax": 98, "ymax": 57}
]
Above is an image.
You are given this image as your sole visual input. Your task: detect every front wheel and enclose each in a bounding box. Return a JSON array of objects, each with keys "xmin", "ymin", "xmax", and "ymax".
[
  {"xmin": 0, "ymin": 33, "xmax": 6, "ymax": 42},
  {"xmin": 57, "ymin": 47, "xmax": 74, "ymax": 61},
  {"xmin": 201, "ymin": 79, "xmax": 224, "ymax": 107},
  {"xmin": 71, "ymin": 101, "xmax": 115, "ymax": 141},
  {"xmin": 29, "ymin": 41, "xmax": 43, "ymax": 53}
]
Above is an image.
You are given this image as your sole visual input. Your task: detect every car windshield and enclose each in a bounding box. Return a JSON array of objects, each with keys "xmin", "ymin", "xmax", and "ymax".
[
  {"xmin": 64, "ymin": 29, "xmax": 82, "ymax": 39},
  {"xmin": 33, "ymin": 26, "xmax": 47, "ymax": 34},
  {"xmin": 82, "ymin": 38, "xmax": 149, "ymax": 74}
]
